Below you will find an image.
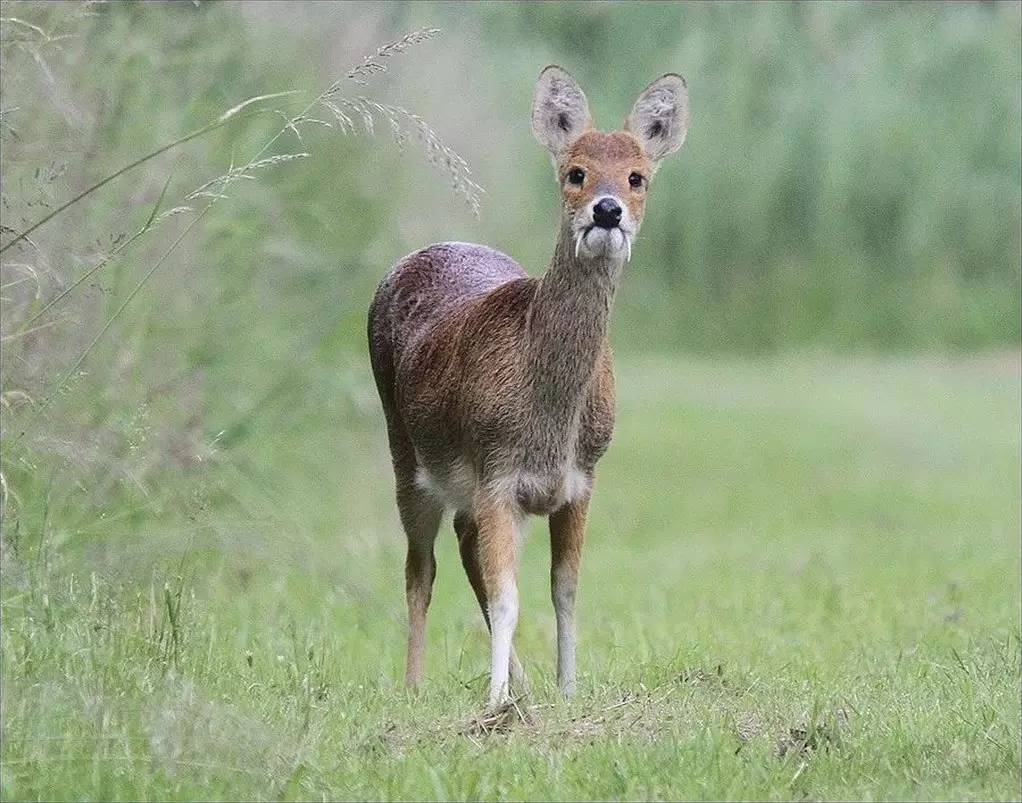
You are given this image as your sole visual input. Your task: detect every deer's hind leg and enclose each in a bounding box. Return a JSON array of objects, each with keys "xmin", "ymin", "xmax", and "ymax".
[
  {"xmin": 382, "ymin": 413, "xmax": 442, "ymax": 691},
  {"xmin": 454, "ymin": 510, "xmax": 528, "ymax": 693},
  {"xmin": 397, "ymin": 476, "xmax": 443, "ymax": 690},
  {"xmin": 371, "ymin": 331, "xmax": 443, "ymax": 690}
]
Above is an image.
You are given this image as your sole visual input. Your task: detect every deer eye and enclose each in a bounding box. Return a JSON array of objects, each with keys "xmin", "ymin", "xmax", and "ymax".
[
  {"xmin": 566, "ymin": 168, "xmax": 586, "ymax": 186},
  {"xmin": 629, "ymin": 172, "xmax": 644, "ymax": 189}
]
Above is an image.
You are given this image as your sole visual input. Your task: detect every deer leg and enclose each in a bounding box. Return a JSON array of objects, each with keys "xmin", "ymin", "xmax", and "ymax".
[
  {"xmin": 473, "ymin": 494, "xmax": 521, "ymax": 708},
  {"xmin": 454, "ymin": 510, "xmax": 528, "ymax": 692},
  {"xmin": 550, "ymin": 496, "xmax": 589, "ymax": 697},
  {"xmin": 397, "ymin": 481, "xmax": 442, "ymax": 690}
]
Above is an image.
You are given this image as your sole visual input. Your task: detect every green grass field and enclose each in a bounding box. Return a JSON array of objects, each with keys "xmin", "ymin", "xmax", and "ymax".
[
  {"xmin": 2, "ymin": 5, "xmax": 1020, "ymax": 799},
  {"xmin": 3, "ymin": 353, "xmax": 1019, "ymax": 801}
]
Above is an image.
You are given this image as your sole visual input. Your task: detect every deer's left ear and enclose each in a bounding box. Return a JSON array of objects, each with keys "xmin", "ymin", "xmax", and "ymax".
[
  {"xmin": 532, "ymin": 65, "xmax": 593, "ymax": 156},
  {"xmin": 625, "ymin": 74, "xmax": 689, "ymax": 162}
]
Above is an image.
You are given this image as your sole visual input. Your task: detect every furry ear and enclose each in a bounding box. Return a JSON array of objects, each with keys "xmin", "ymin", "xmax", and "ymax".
[
  {"xmin": 625, "ymin": 74, "xmax": 689, "ymax": 162},
  {"xmin": 532, "ymin": 65, "xmax": 593, "ymax": 155}
]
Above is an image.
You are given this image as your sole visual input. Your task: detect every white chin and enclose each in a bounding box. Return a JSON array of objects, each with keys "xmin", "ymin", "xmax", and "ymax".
[{"xmin": 578, "ymin": 227, "xmax": 629, "ymax": 260}]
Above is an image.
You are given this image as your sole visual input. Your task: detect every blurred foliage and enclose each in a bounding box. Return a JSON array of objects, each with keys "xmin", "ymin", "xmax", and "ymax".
[
  {"xmin": 0, "ymin": 0, "xmax": 1019, "ymax": 537},
  {"xmin": 489, "ymin": 0, "xmax": 1022, "ymax": 351},
  {"xmin": 1, "ymin": 3, "xmax": 1018, "ymax": 366}
]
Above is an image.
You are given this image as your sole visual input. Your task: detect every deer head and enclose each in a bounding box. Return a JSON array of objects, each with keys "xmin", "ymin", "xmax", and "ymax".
[{"xmin": 531, "ymin": 65, "xmax": 690, "ymax": 262}]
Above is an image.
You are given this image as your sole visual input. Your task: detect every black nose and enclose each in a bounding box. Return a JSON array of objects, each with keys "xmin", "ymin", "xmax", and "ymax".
[{"xmin": 592, "ymin": 197, "xmax": 622, "ymax": 229}]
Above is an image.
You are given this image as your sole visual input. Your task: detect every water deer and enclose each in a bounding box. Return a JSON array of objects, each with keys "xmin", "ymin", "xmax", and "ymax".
[{"xmin": 368, "ymin": 66, "xmax": 689, "ymax": 708}]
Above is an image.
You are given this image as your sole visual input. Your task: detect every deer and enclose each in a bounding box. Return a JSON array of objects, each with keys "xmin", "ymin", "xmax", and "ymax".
[{"xmin": 368, "ymin": 65, "xmax": 689, "ymax": 709}]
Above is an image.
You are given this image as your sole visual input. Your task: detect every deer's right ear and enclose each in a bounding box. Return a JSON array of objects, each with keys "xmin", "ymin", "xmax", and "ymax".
[
  {"xmin": 626, "ymin": 74, "xmax": 689, "ymax": 163},
  {"xmin": 532, "ymin": 65, "xmax": 592, "ymax": 156}
]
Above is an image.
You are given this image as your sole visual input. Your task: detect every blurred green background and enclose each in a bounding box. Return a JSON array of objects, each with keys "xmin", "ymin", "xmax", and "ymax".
[
  {"xmin": 2, "ymin": 0, "xmax": 1019, "ymax": 473},
  {"xmin": 4, "ymin": 0, "xmax": 1021, "ymax": 360},
  {"xmin": 1, "ymin": 2, "xmax": 1020, "ymax": 800}
]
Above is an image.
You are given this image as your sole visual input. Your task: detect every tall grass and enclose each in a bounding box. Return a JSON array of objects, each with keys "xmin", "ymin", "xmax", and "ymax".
[{"xmin": 0, "ymin": 2, "xmax": 477, "ymax": 580}]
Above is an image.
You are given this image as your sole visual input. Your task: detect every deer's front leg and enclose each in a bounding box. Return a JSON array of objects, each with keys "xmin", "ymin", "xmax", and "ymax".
[
  {"xmin": 475, "ymin": 493, "xmax": 521, "ymax": 708},
  {"xmin": 550, "ymin": 496, "xmax": 588, "ymax": 697}
]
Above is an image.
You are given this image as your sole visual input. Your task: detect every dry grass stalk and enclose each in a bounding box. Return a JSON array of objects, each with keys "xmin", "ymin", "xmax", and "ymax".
[
  {"xmin": 343, "ymin": 27, "xmax": 441, "ymax": 85},
  {"xmin": 319, "ymin": 95, "xmax": 484, "ymax": 216}
]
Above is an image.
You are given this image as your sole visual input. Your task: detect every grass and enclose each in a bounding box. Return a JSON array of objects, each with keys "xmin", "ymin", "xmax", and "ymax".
[
  {"xmin": 3, "ymin": 352, "xmax": 1019, "ymax": 801},
  {"xmin": 1, "ymin": 4, "xmax": 1020, "ymax": 800}
]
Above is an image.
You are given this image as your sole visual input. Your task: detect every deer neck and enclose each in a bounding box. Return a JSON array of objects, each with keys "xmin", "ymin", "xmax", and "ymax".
[{"xmin": 526, "ymin": 220, "xmax": 623, "ymax": 447}]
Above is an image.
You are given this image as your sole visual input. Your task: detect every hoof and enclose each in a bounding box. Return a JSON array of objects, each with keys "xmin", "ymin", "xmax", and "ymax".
[{"xmin": 461, "ymin": 696, "xmax": 536, "ymax": 736}]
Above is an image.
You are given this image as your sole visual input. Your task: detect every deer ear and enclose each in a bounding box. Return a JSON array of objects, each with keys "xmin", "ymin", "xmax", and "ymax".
[
  {"xmin": 532, "ymin": 65, "xmax": 592, "ymax": 156},
  {"xmin": 626, "ymin": 74, "xmax": 689, "ymax": 162}
]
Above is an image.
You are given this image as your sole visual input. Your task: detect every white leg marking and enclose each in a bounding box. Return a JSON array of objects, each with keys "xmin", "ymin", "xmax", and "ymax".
[
  {"xmin": 552, "ymin": 565, "xmax": 578, "ymax": 696},
  {"xmin": 487, "ymin": 577, "xmax": 519, "ymax": 707}
]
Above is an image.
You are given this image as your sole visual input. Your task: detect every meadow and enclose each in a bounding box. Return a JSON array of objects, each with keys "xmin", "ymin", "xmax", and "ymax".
[
  {"xmin": 3, "ymin": 354, "xmax": 1020, "ymax": 800},
  {"xmin": 1, "ymin": 2, "xmax": 1020, "ymax": 800}
]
